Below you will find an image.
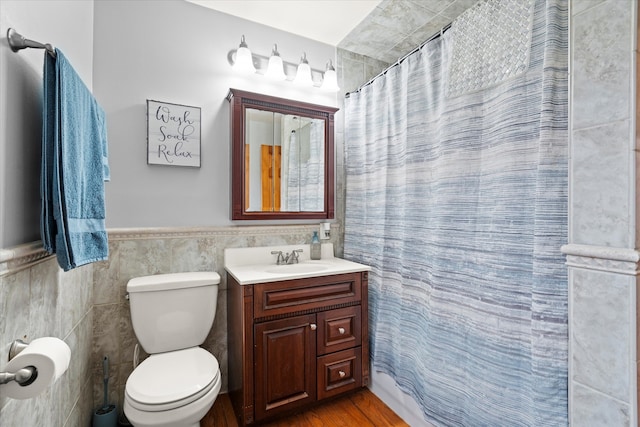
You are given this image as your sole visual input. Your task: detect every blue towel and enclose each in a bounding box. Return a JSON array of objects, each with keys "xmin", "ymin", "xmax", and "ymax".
[
  {"xmin": 41, "ymin": 50, "xmax": 57, "ymax": 253},
  {"xmin": 41, "ymin": 49, "xmax": 110, "ymax": 271}
]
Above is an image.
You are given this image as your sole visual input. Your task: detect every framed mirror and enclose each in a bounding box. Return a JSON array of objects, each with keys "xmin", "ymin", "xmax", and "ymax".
[{"xmin": 227, "ymin": 89, "xmax": 338, "ymax": 220}]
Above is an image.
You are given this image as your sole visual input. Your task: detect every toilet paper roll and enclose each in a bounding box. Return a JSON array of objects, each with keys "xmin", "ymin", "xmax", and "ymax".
[{"xmin": 1, "ymin": 337, "xmax": 71, "ymax": 399}]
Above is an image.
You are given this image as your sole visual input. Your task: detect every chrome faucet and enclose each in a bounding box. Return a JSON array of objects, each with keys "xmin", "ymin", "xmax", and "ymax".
[
  {"xmin": 272, "ymin": 249, "xmax": 304, "ymax": 265},
  {"xmin": 271, "ymin": 250, "xmax": 286, "ymax": 265},
  {"xmin": 285, "ymin": 249, "xmax": 304, "ymax": 264}
]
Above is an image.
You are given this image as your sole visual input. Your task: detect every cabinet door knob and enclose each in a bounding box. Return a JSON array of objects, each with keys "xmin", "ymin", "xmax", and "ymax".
[
  {"xmin": 310, "ymin": 324, "xmax": 317, "ymax": 330},
  {"xmin": 338, "ymin": 370, "xmax": 346, "ymax": 378},
  {"xmin": 338, "ymin": 327, "xmax": 345, "ymax": 335}
]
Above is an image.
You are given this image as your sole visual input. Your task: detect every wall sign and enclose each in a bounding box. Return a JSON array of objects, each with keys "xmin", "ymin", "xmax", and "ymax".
[{"xmin": 147, "ymin": 100, "xmax": 201, "ymax": 167}]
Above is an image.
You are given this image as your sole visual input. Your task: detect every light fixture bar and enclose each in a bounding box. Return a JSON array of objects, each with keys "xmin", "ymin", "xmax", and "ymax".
[
  {"xmin": 227, "ymin": 38, "xmax": 338, "ymax": 91},
  {"xmin": 229, "ymin": 50, "xmax": 326, "ymax": 81}
]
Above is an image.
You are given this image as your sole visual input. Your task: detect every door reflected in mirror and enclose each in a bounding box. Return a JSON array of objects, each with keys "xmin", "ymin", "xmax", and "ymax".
[
  {"xmin": 245, "ymin": 108, "xmax": 325, "ymax": 213},
  {"xmin": 228, "ymin": 89, "xmax": 337, "ymax": 220}
]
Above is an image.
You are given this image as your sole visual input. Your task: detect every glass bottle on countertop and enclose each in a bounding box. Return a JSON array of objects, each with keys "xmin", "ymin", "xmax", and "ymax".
[{"xmin": 310, "ymin": 231, "xmax": 321, "ymax": 260}]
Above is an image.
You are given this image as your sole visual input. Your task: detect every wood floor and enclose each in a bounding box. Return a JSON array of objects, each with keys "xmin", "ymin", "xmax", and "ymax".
[{"xmin": 202, "ymin": 388, "xmax": 409, "ymax": 427}]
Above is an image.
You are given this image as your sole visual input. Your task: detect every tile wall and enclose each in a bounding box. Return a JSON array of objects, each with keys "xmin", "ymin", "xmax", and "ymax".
[
  {"xmin": 0, "ymin": 245, "xmax": 94, "ymax": 427},
  {"xmin": 565, "ymin": 1, "xmax": 639, "ymax": 426},
  {"xmin": 334, "ymin": 48, "xmax": 390, "ymax": 243}
]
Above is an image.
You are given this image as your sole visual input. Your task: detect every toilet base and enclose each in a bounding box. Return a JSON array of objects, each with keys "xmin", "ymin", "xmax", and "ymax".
[{"xmin": 124, "ymin": 372, "xmax": 221, "ymax": 427}]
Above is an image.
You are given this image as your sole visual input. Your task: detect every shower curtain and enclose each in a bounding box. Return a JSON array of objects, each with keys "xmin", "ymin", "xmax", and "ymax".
[
  {"xmin": 343, "ymin": 0, "xmax": 568, "ymax": 425},
  {"xmin": 300, "ymin": 121, "xmax": 324, "ymax": 211},
  {"xmin": 282, "ymin": 130, "xmax": 299, "ymax": 211},
  {"xmin": 283, "ymin": 122, "xmax": 325, "ymax": 211}
]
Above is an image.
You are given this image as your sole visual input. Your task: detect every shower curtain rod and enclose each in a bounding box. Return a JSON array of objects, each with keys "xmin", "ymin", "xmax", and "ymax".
[
  {"xmin": 345, "ymin": 22, "xmax": 451, "ymax": 98},
  {"xmin": 7, "ymin": 28, "xmax": 56, "ymax": 58}
]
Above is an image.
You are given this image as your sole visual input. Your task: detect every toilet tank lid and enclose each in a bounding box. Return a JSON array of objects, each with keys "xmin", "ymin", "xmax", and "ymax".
[{"xmin": 127, "ymin": 272, "xmax": 220, "ymax": 293}]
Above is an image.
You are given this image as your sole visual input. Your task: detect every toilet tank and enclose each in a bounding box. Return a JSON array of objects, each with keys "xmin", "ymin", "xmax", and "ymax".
[{"xmin": 127, "ymin": 272, "xmax": 220, "ymax": 354}]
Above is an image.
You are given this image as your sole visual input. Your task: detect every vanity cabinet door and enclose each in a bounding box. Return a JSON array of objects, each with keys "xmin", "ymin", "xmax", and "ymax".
[{"xmin": 254, "ymin": 314, "xmax": 317, "ymax": 421}]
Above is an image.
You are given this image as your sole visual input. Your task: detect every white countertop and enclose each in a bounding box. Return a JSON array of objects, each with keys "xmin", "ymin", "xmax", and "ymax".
[{"xmin": 224, "ymin": 243, "xmax": 370, "ymax": 285}]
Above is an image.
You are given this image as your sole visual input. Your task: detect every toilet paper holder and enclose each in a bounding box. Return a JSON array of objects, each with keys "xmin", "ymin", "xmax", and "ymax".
[{"xmin": 0, "ymin": 339, "xmax": 37, "ymax": 386}]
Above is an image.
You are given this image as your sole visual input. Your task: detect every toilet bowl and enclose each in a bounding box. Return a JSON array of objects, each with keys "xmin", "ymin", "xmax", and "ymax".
[
  {"xmin": 124, "ymin": 347, "xmax": 220, "ymax": 427},
  {"xmin": 124, "ymin": 272, "xmax": 221, "ymax": 427}
]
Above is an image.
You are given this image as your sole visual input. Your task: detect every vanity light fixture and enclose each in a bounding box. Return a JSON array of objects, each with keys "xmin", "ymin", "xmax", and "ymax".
[
  {"xmin": 293, "ymin": 53, "xmax": 314, "ymax": 87},
  {"xmin": 232, "ymin": 35, "xmax": 256, "ymax": 74},
  {"xmin": 320, "ymin": 60, "xmax": 340, "ymax": 92},
  {"xmin": 228, "ymin": 38, "xmax": 338, "ymax": 91},
  {"xmin": 264, "ymin": 44, "xmax": 287, "ymax": 81}
]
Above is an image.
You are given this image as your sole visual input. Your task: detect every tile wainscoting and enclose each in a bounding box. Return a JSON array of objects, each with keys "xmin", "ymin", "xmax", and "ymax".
[
  {"xmin": 0, "ymin": 224, "xmax": 341, "ymax": 426},
  {"xmin": 0, "ymin": 243, "xmax": 94, "ymax": 427}
]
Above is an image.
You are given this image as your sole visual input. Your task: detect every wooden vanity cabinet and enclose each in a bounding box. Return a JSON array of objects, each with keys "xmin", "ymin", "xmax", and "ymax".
[{"xmin": 227, "ymin": 271, "xmax": 369, "ymax": 426}]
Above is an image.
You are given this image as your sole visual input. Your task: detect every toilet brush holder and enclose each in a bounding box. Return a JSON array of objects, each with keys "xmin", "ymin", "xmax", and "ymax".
[
  {"xmin": 93, "ymin": 404, "xmax": 117, "ymax": 427},
  {"xmin": 93, "ymin": 356, "xmax": 118, "ymax": 427}
]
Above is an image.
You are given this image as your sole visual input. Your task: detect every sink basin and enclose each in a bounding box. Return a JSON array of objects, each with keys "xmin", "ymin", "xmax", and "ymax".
[
  {"xmin": 264, "ymin": 263, "xmax": 330, "ymax": 275},
  {"xmin": 224, "ymin": 244, "xmax": 371, "ymax": 285}
]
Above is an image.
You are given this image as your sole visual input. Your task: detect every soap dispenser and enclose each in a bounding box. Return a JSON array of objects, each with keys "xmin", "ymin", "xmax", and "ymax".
[{"xmin": 310, "ymin": 231, "xmax": 321, "ymax": 260}]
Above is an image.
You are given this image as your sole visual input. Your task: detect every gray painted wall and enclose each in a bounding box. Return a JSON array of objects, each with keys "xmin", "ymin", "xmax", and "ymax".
[
  {"xmin": 0, "ymin": 0, "xmax": 94, "ymax": 248},
  {"xmin": 0, "ymin": 0, "xmax": 338, "ymax": 249},
  {"xmin": 93, "ymin": 0, "xmax": 338, "ymax": 230},
  {"xmin": 1, "ymin": 5, "xmax": 97, "ymax": 424}
]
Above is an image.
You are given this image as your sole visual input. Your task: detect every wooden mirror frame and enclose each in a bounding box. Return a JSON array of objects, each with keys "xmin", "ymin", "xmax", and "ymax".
[{"xmin": 227, "ymin": 89, "xmax": 338, "ymax": 220}]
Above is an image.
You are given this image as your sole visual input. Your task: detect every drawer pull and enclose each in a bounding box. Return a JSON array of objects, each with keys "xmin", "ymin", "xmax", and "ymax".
[
  {"xmin": 338, "ymin": 327, "xmax": 345, "ymax": 335},
  {"xmin": 338, "ymin": 370, "xmax": 346, "ymax": 378},
  {"xmin": 310, "ymin": 323, "xmax": 317, "ymax": 331}
]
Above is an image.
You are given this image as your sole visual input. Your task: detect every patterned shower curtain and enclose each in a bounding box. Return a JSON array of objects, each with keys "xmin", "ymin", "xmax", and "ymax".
[
  {"xmin": 283, "ymin": 122, "xmax": 325, "ymax": 211},
  {"xmin": 282, "ymin": 130, "xmax": 299, "ymax": 211},
  {"xmin": 300, "ymin": 121, "xmax": 324, "ymax": 211},
  {"xmin": 343, "ymin": 0, "xmax": 568, "ymax": 426}
]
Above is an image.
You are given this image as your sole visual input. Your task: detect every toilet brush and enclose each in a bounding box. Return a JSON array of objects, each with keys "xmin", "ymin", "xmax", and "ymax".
[{"xmin": 93, "ymin": 356, "xmax": 118, "ymax": 427}]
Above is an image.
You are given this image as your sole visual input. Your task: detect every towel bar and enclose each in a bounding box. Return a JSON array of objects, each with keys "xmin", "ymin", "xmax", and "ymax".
[{"xmin": 7, "ymin": 28, "xmax": 56, "ymax": 58}]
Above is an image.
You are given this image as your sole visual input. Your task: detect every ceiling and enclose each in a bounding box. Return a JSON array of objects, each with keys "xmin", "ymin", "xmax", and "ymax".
[
  {"xmin": 339, "ymin": 0, "xmax": 479, "ymax": 64},
  {"xmin": 187, "ymin": 0, "xmax": 479, "ymax": 64},
  {"xmin": 186, "ymin": 0, "xmax": 381, "ymax": 46}
]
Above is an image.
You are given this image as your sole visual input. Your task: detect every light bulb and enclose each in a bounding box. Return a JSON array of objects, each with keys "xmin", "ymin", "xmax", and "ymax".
[
  {"xmin": 293, "ymin": 53, "xmax": 313, "ymax": 86},
  {"xmin": 320, "ymin": 60, "xmax": 340, "ymax": 92},
  {"xmin": 265, "ymin": 44, "xmax": 286, "ymax": 81},
  {"xmin": 232, "ymin": 35, "xmax": 255, "ymax": 74}
]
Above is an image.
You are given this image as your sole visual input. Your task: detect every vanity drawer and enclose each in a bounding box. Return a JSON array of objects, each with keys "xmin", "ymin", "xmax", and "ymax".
[
  {"xmin": 254, "ymin": 273, "xmax": 362, "ymax": 318},
  {"xmin": 317, "ymin": 306, "xmax": 361, "ymax": 355},
  {"xmin": 317, "ymin": 347, "xmax": 362, "ymax": 400}
]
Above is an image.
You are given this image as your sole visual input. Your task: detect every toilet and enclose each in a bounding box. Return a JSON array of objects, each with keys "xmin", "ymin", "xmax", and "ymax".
[{"xmin": 123, "ymin": 272, "xmax": 222, "ymax": 427}]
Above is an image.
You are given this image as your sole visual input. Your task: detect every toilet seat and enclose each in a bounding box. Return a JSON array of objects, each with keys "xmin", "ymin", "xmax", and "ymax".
[{"xmin": 125, "ymin": 347, "xmax": 219, "ymax": 412}]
